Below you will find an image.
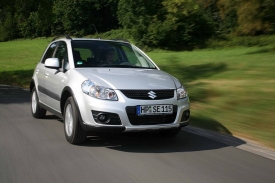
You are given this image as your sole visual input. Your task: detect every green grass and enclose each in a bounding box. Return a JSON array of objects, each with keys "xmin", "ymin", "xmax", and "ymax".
[
  {"xmin": 0, "ymin": 38, "xmax": 52, "ymax": 87},
  {"xmin": 148, "ymin": 47, "xmax": 275, "ymax": 149},
  {"xmin": 0, "ymin": 38, "xmax": 275, "ymax": 149}
]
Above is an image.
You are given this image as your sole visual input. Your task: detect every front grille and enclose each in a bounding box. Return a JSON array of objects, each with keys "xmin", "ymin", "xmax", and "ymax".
[
  {"xmin": 125, "ymin": 106, "xmax": 177, "ymax": 125},
  {"xmin": 120, "ymin": 90, "xmax": 174, "ymax": 100}
]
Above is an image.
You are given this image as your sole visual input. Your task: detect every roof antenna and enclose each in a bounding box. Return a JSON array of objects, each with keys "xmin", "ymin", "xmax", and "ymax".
[{"xmin": 93, "ymin": 24, "xmax": 100, "ymax": 39}]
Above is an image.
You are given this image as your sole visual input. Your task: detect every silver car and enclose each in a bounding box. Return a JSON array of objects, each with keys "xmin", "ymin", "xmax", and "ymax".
[{"xmin": 30, "ymin": 36, "xmax": 190, "ymax": 144}]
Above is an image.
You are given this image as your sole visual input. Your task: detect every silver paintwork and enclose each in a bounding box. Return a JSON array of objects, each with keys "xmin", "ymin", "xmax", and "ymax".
[
  {"xmin": 45, "ymin": 58, "xmax": 60, "ymax": 68},
  {"xmin": 32, "ymin": 38, "xmax": 190, "ymax": 132}
]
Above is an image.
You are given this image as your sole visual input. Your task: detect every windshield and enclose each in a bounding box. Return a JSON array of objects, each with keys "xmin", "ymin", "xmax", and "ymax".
[{"xmin": 71, "ymin": 40, "xmax": 157, "ymax": 69}]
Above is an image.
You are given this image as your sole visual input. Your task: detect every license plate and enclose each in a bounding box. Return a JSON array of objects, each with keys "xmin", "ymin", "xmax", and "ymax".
[{"xmin": 136, "ymin": 105, "xmax": 173, "ymax": 115}]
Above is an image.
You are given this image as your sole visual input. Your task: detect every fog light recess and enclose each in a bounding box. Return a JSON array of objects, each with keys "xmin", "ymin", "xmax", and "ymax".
[
  {"xmin": 97, "ymin": 113, "xmax": 110, "ymax": 124},
  {"xmin": 181, "ymin": 110, "xmax": 190, "ymax": 121},
  {"xmin": 92, "ymin": 110, "xmax": 122, "ymax": 125}
]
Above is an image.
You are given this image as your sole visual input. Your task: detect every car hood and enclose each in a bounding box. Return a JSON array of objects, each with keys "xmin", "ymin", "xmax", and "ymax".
[{"xmin": 77, "ymin": 68, "xmax": 181, "ymax": 90}]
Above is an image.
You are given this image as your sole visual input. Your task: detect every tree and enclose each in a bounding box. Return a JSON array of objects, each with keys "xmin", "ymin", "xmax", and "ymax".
[
  {"xmin": 216, "ymin": 0, "xmax": 238, "ymax": 34},
  {"xmin": 0, "ymin": 13, "xmax": 18, "ymax": 41},
  {"xmin": 118, "ymin": 0, "xmax": 214, "ymax": 50},
  {"xmin": 236, "ymin": 0, "xmax": 273, "ymax": 35},
  {"xmin": 0, "ymin": 0, "xmax": 18, "ymax": 41},
  {"xmin": 52, "ymin": 0, "xmax": 119, "ymax": 36}
]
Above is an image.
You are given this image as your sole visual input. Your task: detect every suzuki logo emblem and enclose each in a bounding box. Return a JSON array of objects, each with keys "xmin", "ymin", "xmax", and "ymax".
[{"xmin": 148, "ymin": 91, "xmax": 157, "ymax": 99}]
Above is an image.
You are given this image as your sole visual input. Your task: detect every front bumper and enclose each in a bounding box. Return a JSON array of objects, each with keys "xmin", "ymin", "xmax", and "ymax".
[{"xmin": 75, "ymin": 90, "xmax": 190, "ymax": 132}]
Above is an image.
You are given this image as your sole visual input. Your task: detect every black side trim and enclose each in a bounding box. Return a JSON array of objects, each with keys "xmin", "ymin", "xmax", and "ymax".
[
  {"xmin": 39, "ymin": 102, "xmax": 63, "ymax": 119},
  {"xmin": 38, "ymin": 85, "xmax": 61, "ymax": 101}
]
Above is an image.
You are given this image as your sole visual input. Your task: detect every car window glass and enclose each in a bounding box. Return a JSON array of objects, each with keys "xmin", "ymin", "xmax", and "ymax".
[
  {"xmin": 74, "ymin": 48, "xmax": 94, "ymax": 60},
  {"xmin": 41, "ymin": 42, "xmax": 57, "ymax": 63},
  {"xmin": 71, "ymin": 40, "xmax": 156, "ymax": 68},
  {"xmin": 122, "ymin": 46, "xmax": 139, "ymax": 65},
  {"xmin": 54, "ymin": 41, "xmax": 68, "ymax": 68},
  {"xmin": 132, "ymin": 46, "xmax": 156, "ymax": 68}
]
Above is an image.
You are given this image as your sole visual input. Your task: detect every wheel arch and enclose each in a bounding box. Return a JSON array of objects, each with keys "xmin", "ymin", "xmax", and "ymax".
[
  {"xmin": 61, "ymin": 86, "xmax": 88, "ymax": 131},
  {"xmin": 30, "ymin": 79, "xmax": 35, "ymax": 93},
  {"xmin": 61, "ymin": 86, "xmax": 74, "ymax": 115}
]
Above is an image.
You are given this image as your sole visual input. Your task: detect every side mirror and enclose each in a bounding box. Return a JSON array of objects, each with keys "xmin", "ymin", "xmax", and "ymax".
[{"xmin": 45, "ymin": 58, "xmax": 60, "ymax": 69}]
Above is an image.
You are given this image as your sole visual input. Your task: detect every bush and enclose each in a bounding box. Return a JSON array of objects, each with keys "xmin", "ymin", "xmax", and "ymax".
[
  {"xmin": 206, "ymin": 34, "xmax": 275, "ymax": 48},
  {"xmin": 118, "ymin": 0, "xmax": 215, "ymax": 50},
  {"xmin": 0, "ymin": 13, "xmax": 18, "ymax": 41}
]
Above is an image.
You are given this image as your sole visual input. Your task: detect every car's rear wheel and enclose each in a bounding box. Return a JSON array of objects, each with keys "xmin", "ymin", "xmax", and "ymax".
[
  {"xmin": 159, "ymin": 127, "xmax": 182, "ymax": 137},
  {"xmin": 31, "ymin": 87, "xmax": 46, "ymax": 118},
  {"xmin": 64, "ymin": 97, "xmax": 87, "ymax": 144}
]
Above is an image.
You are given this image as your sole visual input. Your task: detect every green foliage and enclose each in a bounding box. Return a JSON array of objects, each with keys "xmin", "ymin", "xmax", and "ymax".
[
  {"xmin": 52, "ymin": 0, "xmax": 119, "ymax": 36},
  {"xmin": 19, "ymin": 12, "xmax": 40, "ymax": 38},
  {"xmin": 118, "ymin": 0, "xmax": 215, "ymax": 50},
  {"xmin": 88, "ymin": 29, "xmax": 131, "ymax": 41},
  {"xmin": 236, "ymin": 0, "xmax": 275, "ymax": 35},
  {"xmin": 216, "ymin": 0, "xmax": 238, "ymax": 33},
  {"xmin": 216, "ymin": 0, "xmax": 275, "ymax": 36},
  {"xmin": 0, "ymin": 13, "xmax": 17, "ymax": 41},
  {"xmin": 206, "ymin": 34, "xmax": 275, "ymax": 48},
  {"xmin": 0, "ymin": 0, "xmax": 53, "ymax": 39},
  {"xmin": 1, "ymin": 0, "xmax": 275, "ymax": 50}
]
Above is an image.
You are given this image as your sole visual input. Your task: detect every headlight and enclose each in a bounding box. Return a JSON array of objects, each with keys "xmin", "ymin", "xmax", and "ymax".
[
  {"xmin": 177, "ymin": 86, "xmax": 188, "ymax": 99},
  {"xmin": 81, "ymin": 80, "xmax": 118, "ymax": 101}
]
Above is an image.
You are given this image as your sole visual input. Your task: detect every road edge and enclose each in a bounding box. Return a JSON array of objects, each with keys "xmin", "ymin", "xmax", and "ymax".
[{"xmin": 183, "ymin": 126, "xmax": 275, "ymax": 161}]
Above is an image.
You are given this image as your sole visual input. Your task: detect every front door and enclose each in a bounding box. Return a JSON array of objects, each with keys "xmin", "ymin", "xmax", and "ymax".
[{"xmin": 44, "ymin": 41, "xmax": 68, "ymax": 113}]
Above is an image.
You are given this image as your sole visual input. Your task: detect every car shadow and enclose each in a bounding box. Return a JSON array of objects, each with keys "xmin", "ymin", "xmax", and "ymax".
[
  {"xmin": 81, "ymin": 110, "xmax": 245, "ymax": 153},
  {"xmin": 44, "ymin": 114, "xmax": 63, "ymax": 123},
  {"xmin": 81, "ymin": 124, "xmax": 245, "ymax": 153}
]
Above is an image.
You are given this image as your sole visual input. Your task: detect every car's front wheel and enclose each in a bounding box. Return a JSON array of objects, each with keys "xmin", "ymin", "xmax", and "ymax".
[
  {"xmin": 64, "ymin": 97, "xmax": 87, "ymax": 144},
  {"xmin": 159, "ymin": 127, "xmax": 182, "ymax": 137},
  {"xmin": 31, "ymin": 87, "xmax": 46, "ymax": 118}
]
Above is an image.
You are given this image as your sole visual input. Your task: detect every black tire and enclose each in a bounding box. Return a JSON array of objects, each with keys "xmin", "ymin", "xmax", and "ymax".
[
  {"xmin": 64, "ymin": 97, "xmax": 87, "ymax": 144},
  {"xmin": 31, "ymin": 87, "xmax": 46, "ymax": 118},
  {"xmin": 159, "ymin": 127, "xmax": 182, "ymax": 137}
]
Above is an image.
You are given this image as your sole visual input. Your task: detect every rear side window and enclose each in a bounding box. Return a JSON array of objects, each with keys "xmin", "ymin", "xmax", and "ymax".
[{"xmin": 41, "ymin": 42, "xmax": 57, "ymax": 63}]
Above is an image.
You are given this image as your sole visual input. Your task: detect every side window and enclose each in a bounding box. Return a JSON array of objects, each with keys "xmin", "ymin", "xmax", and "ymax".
[
  {"xmin": 54, "ymin": 41, "xmax": 68, "ymax": 68},
  {"xmin": 41, "ymin": 42, "xmax": 57, "ymax": 63}
]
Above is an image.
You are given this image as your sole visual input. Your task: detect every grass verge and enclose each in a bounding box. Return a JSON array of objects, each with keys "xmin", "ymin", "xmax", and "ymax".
[{"xmin": 148, "ymin": 47, "xmax": 275, "ymax": 149}]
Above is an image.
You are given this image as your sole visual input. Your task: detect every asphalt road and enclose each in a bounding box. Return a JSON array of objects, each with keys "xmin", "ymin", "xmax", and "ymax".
[{"xmin": 1, "ymin": 85, "xmax": 275, "ymax": 183}]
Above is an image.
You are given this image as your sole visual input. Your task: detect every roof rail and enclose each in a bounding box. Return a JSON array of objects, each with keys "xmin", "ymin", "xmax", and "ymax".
[{"xmin": 51, "ymin": 35, "xmax": 72, "ymax": 42}]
